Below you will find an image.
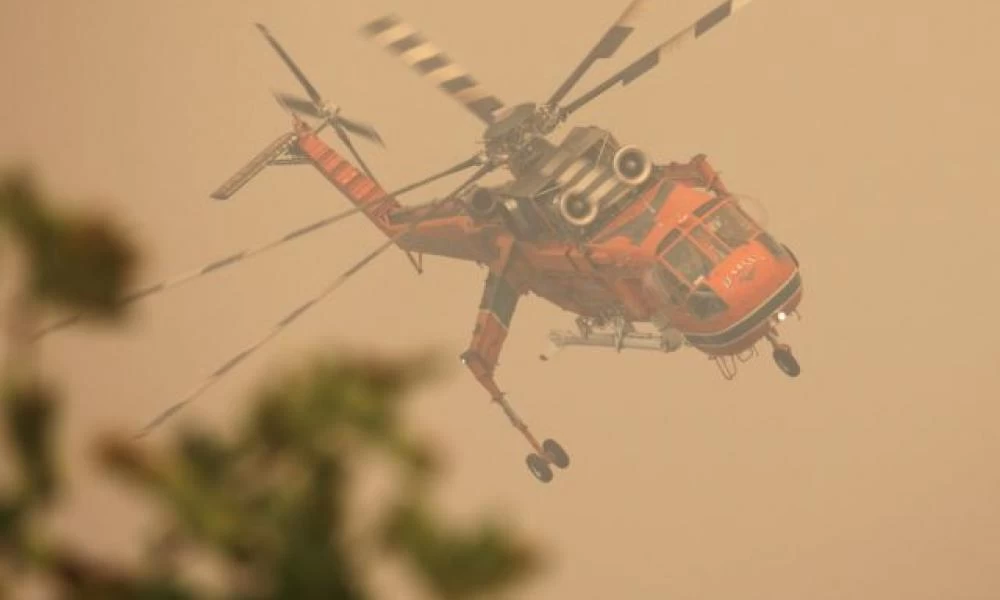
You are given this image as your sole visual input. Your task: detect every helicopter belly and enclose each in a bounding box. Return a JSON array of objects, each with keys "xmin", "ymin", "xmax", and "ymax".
[{"xmin": 528, "ymin": 274, "xmax": 621, "ymax": 318}]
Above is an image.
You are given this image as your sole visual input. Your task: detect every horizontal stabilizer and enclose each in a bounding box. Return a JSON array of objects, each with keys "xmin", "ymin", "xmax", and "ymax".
[{"xmin": 210, "ymin": 131, "xmax": 300, "ymax": 200}]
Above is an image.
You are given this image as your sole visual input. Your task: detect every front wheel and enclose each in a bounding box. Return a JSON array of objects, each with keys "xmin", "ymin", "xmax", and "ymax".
[{"xmin": 773, "ymin": 347, "xmax": 801, "ymax": 377}]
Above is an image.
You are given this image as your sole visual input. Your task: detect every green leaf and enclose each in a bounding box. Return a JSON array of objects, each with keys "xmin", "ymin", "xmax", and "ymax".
[
  {"xmin": 2, "ymin": 379, "xmax": 59, "ymax": 504},
  {"xmin": 28, "ymin": 212, "xmax": 140, "ymax": 318},
  {"xmin": 379, "ymin": 502, "xmax": 543, "ymax": 599},
  {"xmin": 0, "ymin": 167, "xmax": 140, "ymax": 320}
]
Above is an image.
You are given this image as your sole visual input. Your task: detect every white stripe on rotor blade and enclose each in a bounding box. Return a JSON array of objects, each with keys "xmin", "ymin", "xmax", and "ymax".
[
  {"xmin": 424, "ymin": 63, "xmax": 470, "ymax": 85},
  {"xmin": 400, "ymin": 43, "xmax": 442, "ymax": 65},
  {"xmin": 371, "ymin": 22, "xmax": 418, "ymax": 46},
  {"xmin": 658, "ymin": 27, "xmax": 697, "ymax": 57},
  {"xmin": 618, "ymin": 0, "xmax": 649, "ymax": 27},
  {"xmin": 452, "ymin": 84, "xmax": 493, "ymax": 104}
]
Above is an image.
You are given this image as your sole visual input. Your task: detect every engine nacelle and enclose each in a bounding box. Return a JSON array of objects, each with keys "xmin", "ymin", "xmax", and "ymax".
[
  {"xmin": 612, "ymin": 145, "xmax": 652, "ymax": 186},
  {"xmin": 466, "ymin": 187, "xmax": 499, "ymax": 219},
  {"xmin": 557, "ymin": 189, "xmax": 599, "ymax": 227}
]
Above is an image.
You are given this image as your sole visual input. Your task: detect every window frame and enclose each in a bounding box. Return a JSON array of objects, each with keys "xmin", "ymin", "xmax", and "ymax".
[
  {"xmin": 702, "ymin": 200, "xmax": 759, "ymax": 250},
  {"xmin": 662, "ymin": 236, "xmax": 715, "ymax": 285}
]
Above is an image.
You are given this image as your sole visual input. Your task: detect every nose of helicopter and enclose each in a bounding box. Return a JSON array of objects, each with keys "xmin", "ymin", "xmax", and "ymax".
[{"xmin": 708, "ymin": 241, "xmax": 802, "ymax": 326}]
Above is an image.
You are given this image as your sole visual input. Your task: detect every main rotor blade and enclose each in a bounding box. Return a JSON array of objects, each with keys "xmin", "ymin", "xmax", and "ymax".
[
  {"xmin": 256, "ymin": 23, "xmax": 324, "ymax": 106},
  {"xmin": 387, "ymin": 153, "xmax": 484, "ymax": 198},
  {"xmin": 31, "ymin": 204, "xmax": 370, "ymax": 340},
  {"xmin": 546, "ymin": 0, "xmax": 649, "ymax": 107},
  {"xmin": 360, "ymin": 14, "xmax": 505, "ymax": 124},
  {"xmin": 562, "ymin": 0, "xmax": 757, "ymax": 118},
  {"xmin": 132, "ymin": 162, "xmax": 497, "ymax": 439}
]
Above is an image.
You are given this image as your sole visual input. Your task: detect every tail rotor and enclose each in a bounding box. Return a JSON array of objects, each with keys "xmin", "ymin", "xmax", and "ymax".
[{"xmin": 257, "ymin": 23, "xmax": 384, "ymax": 148}]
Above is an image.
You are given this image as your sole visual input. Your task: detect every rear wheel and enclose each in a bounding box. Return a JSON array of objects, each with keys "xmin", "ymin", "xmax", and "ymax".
[
  {"xmin": 542, "ymin": 439, "xmax": 570, "ymax": 469},
  {"xmin": 525, "ymin": 453, "xmax": 553, "ymax": 483}
]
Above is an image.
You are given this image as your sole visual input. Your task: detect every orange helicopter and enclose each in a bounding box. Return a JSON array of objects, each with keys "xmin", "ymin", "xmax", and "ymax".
[{"xmin": 38, "ymin": 0, "xmax": 802, "ymax": 483}]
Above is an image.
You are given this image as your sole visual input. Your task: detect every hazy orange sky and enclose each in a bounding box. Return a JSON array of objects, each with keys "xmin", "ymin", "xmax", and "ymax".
[{"xmin": 2, "ymin": 0, "xmax": 999, "ymax": 597}]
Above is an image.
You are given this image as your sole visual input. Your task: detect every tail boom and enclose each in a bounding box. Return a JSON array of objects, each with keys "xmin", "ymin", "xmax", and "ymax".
[
  {"xmin": 293, "ymin": 120, "xmax": 495, "ymax": 263},
  {"xmin": 293, "ymin": 121, "xmax": 400, "ymax": 234}
]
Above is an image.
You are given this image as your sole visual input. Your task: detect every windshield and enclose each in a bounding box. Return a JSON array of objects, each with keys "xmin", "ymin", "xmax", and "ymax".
[
  {"xmin": 704, "ymin": 203, "xmax": 755, "ymax": 248},
  {"xmin": 690, "ymin": 225, "xmax": 730, "ymax": 262},
  {"xmin": 663, "ymin": 238, "xmax": 714, "ymax": 284}
]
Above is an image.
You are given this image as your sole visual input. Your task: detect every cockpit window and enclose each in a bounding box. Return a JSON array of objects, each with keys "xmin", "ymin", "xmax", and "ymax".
[
  {"xmin": 663, "ymin": 238, "xmax": 714, "ymax": 284},
  {"xmin": 687, "ymin": 283, "xmax": 728, "ymax": 319},
  {"xmin": 704, "ymin": 203, "xmax": 756, "ymax": 249},
  {"xmin": 690, "ymin": 225, "xmax": 730, "ymax": 262}
]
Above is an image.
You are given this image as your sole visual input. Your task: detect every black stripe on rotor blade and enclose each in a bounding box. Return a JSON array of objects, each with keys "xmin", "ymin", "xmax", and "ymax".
[
  {"xmin": 468, "ymin": 97, "xmax": 505, "ymax": 122},
  {"xmin": 695, "ymin": 1, "xmax": 734, "ymax": 37},
  {"xmin": 440, "ymin": 75, "xmax": 477, "ymax": 93},
  {"xmin": 546, "ymin": 0, "xmax": 649, "ymax": 106},
  {"xmin": 389, "ymin": 32, "xmax": 424, "ymax": 53},
  {"xmin": 414, "ymin": 54, "xmax": 449, "ymax": 74},
  {"xmin": 621, "ymin": 49, "xmax": 660, "ymax": 85},
  {"xmin": 361, "ymin": 15, "xmax": 400, "ymax": 36},
  {"xmin": 361, "ymin": 13, "xmax": 505, "ymax": 124}
]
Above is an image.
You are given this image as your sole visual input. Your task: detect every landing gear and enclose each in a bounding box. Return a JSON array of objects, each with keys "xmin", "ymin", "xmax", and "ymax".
[
  {"xmin": 526, "ymin": 454, "xmax": 552, "ymax": 483},
  {"xmin": 772, "ymin": 346, "xmax": 800, "ymax": 377},
  {"xmin": 494, "ymin": 392, "xmax": 571, "ymax": 483},
  {"xmin": 543, "ymin": 439, "xmax": 570, "ymax": 468},
  {"xmin": 765, "ymin": 330, "xmax": 800, "ymax": 378},
  {"xmin": 465, "ymin": 272, "xmax": 574, "ymax": 484},
  {"xmin": 525, "ymin": 438, "xmax": 570, "ymax": 483}
]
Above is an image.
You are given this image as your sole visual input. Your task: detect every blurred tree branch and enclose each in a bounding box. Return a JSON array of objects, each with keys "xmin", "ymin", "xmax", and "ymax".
[{"xmin": 0, "ymin": 166, "xmax": 545, "ymax": 599}]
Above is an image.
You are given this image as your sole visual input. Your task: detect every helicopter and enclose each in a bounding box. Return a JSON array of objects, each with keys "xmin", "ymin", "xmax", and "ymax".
[{"xmin": 37, "ymin": 0, "xmax": 803, "ymax": 484}]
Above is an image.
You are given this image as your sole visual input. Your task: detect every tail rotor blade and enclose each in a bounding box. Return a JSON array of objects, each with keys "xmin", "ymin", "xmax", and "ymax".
[
  {"xmin": 260, "ymin": 24, "xmax": 385, "ymax": 154},
  {"xmin": 274, "ymin": 92, "xmax": 325, "ymax": 119},
  {"xmin": 256, "ymin": 22, "xmax": 324, "ymax": 106},
  {"xmin": 336, "ymin": 115, "xmax": 384, "ymax": 146}
]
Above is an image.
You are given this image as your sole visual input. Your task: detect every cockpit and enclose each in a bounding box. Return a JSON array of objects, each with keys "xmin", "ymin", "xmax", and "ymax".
[{"xmin": 650, "ymin": 197, "xmax": 783, "ymax": 320}]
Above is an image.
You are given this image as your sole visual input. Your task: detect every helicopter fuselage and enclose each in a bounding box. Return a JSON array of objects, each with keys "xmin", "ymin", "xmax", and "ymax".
[{"xmin": 293, "ymin": 119, "xmax": 802, "ymax": 361}]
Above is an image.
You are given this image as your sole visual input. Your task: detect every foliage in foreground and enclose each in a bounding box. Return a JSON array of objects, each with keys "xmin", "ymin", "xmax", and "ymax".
[{"xmin": 0, "ymin": 167, "xmax": 543, "ymax": 599}]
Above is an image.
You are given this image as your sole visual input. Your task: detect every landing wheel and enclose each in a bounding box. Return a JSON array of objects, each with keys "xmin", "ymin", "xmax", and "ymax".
[
  {"xmin": 772, "ymin": 346, "xmax": 801, "ymax": 377},
  {"xmin": 525, "ymin": 453, "xmax": 553, "ymax": 483},
  {"xmin": 543, "ymin": 438, "xmax": 570, "ymax": 469}
]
